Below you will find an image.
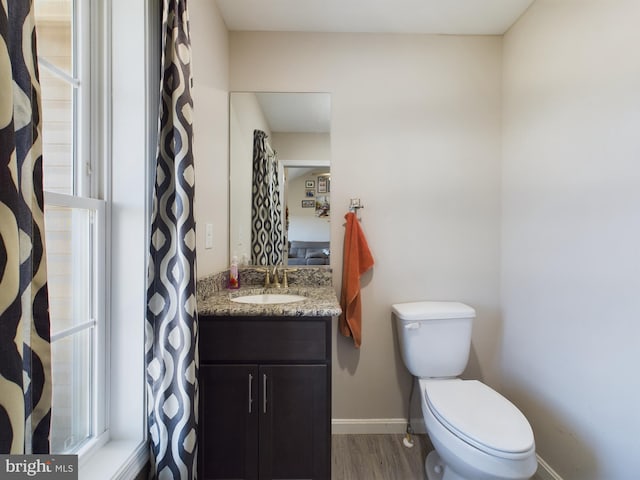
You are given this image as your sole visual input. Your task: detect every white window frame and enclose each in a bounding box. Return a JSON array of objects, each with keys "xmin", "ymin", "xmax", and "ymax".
[
  {"xmin": 76, "ymin": 0, "xmax": 158, "ymax": 476},
  {"xmin": 38, "ymin": 0, "xmax": 107, "ymax": 457},
  {"xmin": 44, "ymin": 192, "xmax": 107, "ymax": 455},
  {"xmin": 39, "ymin": 0, "xmax": 154, "ymax": 474}
]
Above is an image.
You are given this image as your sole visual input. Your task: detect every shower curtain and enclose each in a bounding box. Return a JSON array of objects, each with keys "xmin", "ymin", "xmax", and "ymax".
[
  {"xmin": 0, "ymin": 0, "xmax": 52, "ymax": 454},
  {"xmin": 251, "ymin": 130, "xmax": 284, "ymax": 266},
  {"xmin": 146, "ymin": 0, "xmax": 198, "ymax": 478}
]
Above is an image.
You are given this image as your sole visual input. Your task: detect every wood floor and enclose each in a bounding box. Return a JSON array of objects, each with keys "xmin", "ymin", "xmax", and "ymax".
[
  {"xmin": 332, "ymin": 434, "xmax": 432, "ymax": 480},
  {"xmin": 332, "ymin": 434, "xmax": 544, "ymax": 480}
]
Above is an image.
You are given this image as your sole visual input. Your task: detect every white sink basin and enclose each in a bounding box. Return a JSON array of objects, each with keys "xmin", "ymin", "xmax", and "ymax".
[{"xmin": 231, "ymin": 293, "xmax": 307, "ymax": 305}]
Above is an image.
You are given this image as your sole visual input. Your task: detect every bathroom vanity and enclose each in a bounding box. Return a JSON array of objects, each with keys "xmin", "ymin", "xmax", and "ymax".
[{"xmin": 197, "ymin": 280, "xmax": 341, "ymax": 480}]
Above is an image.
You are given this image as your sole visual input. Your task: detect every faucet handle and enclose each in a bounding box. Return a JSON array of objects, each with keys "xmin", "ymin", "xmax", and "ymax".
[
  {"xmin": 264, "ymin": 269, "xmax": 271, "ymax": 287},
  {"xmin": 271, "ymin": 266, "xmax": 281, "ymax": 288},
  {"xmin": 281, "ymin": 268, "xmax": 298, "ymax": 288}
]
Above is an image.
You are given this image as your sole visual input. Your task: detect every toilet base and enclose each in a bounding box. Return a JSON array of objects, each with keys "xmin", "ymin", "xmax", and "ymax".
[
  {"xmin": 425, "ymin": 451, "xmax": 444, "ymax": 480},
  {"xmin": 425, "ymin": 450, "xmax": 467, "ymax": 480}
]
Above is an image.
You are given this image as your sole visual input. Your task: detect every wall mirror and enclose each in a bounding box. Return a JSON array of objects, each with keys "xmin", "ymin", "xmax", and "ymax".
[{"xmin": 229, "ymin": 92, "xmax": 331, "ymax": 267}]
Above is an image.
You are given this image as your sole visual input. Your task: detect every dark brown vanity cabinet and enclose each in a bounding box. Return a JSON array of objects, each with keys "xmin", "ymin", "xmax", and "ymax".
[{"xmin": 198, "ymin": 316, "xmax": 331, "ymax": 480}]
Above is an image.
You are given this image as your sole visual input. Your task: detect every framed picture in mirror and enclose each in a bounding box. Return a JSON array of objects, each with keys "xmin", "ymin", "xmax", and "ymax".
[
  {"xmin": 317, "ymin": 176, "xmax": 329, "ymax": 193},
  {"xmin": 316, "ymin": 195, "xmax": 330, "ymax": 217}
]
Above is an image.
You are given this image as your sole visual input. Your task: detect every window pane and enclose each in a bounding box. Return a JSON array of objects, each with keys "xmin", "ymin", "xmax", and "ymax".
[
  {"xmin": 34, "ymin": 0, "xmax": 73, "ymax": 76},
  {"xmin": 51, "ymin": 328, "xmax": 93, "ymax": 453},
  {"xmin": 45, "ymin": 205, "xmax": 92, "ymax": 333},
  {"xmin": 40, "ymin": 72, "xmax": 74, "ymax": 194},
  {"xmin": 45, "ymin": 203, "xmax": 95, "ymax": 454}
]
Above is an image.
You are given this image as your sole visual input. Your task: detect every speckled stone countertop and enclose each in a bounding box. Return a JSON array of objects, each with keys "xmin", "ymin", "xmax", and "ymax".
[
  {"xmin": 198, "ymin": 286, "xmax": 342, "ymax": 317},
  {"xmin": 196, "ymin": 267, "xmax": 342, "ymax": 318}
]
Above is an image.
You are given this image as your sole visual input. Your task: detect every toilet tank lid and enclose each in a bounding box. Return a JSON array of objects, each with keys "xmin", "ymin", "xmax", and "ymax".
[{"xmin": 392, "ymin": 301, "xmax": 475, "ymax": 321}]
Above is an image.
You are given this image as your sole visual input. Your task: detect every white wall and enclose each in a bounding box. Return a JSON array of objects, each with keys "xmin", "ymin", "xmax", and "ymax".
[
  {"xmin": 230, "ymin": 32, "xmax": 503, "ymax": 422},
  {"xmin": 190, "ymin": 0, "xmax": 229, "ymax": 277},
  {"xmin": 501, "ymin": 1, "xmax": 640, "ymax": 478}
]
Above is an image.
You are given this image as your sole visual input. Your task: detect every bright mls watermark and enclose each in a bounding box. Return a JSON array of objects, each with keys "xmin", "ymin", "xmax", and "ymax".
[{"xmin": 0, "ymin": 455, "xmax": 77, "ymax": 480}]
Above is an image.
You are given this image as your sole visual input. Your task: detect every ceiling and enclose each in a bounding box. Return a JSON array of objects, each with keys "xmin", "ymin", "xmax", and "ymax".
[
  {"xmin": 215, "ymin": 0, "xmax": 535, "ymax": 36},
  {"xmin": 255, "ymin": 93, "xmax": 331, "ymax": 133}
]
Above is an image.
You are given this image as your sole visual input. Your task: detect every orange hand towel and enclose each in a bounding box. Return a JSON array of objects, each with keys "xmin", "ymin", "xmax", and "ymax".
[{"xmin": 339, "ymin": 212, "xmax": 374, "ymax": 348}]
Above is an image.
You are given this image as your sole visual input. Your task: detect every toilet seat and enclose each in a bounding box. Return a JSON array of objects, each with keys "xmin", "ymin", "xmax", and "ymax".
[{"xmin": 423, "ymin": 379, "xmax": 534, "ymax": 459}]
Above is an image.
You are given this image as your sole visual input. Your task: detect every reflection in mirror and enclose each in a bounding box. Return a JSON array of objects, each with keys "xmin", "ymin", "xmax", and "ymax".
[{"xmin": 229, "ymin": 92, "xmax": 331, "ymax": 267}]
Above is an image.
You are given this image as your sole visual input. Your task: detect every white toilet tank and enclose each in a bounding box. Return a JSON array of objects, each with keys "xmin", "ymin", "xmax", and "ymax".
[{"xmin": 392, "ymin": 301, "xmax": 475, "ymax": 378}]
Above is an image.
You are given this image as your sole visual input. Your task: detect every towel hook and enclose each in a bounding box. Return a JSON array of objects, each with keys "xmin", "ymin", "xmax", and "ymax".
[{"xmin": 349, "ymin": 198, "xmax": 364, "ymax": 219}]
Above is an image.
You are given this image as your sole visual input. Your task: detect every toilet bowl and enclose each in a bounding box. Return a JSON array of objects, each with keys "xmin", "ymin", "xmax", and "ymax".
[
  {"xmin": 392, "ymin": 301, "xmax": 537, "ymax": 480},
  {"xmin": 420, "ymin": 378, "xmax": 537, "ymax": 480}
]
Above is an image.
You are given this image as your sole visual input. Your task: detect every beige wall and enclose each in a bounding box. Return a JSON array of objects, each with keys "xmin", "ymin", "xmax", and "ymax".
[
  {"xmin": 190, "ymin": 0, "xmax": 229, "ymax": 277},
  {"xmin": 502, "ymin": 0, "xmax": 640, "ymax": 478},
  {"xmin": 229, "ymin": 32, "xmax": 503, "ymax": 423}
]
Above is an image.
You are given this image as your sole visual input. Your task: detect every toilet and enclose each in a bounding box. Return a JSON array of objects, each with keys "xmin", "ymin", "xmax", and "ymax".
[{"xmin": 392, "ymin": 301, "xmax": 537, "ymax": 480}]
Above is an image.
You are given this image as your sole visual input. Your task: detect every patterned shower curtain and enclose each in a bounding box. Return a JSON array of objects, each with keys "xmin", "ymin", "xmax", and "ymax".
[
  {"xmin": 145, "ymin": 0, "xmax": 198, "ymax": 478},
  {"xmin": 0, "ymin": 0, "xmax": 52, "ymax": 455},
  {"xmin": 251, "ymin": 130, "xmax": 284, "ymax": 266}
]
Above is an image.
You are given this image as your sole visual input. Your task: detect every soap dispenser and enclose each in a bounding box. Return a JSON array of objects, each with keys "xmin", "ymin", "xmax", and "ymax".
[{"xmin": 228, "ymin": 256, "xmax": 240, "ymax": 289}]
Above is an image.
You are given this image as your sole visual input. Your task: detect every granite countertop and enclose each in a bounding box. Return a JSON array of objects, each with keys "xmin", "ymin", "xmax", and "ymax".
[{"xmin": 198, "ymin": 285, "xmax": 342, "ymax": 317}]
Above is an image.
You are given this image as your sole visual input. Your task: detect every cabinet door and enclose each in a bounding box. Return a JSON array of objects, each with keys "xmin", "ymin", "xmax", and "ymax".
[
  {"xmin": 199, "ymin": 365, "xmax": 259, "ymax": 480},
  {"xmin": 259, "ymin": 365, "xmax": 329, "ymax": 480}
]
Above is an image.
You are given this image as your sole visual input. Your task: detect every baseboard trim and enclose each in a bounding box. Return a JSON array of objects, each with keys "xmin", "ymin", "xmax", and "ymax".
[
  {"xmin": 332, "ymin": 418, "xmax": 426, "ymax": 435},
  {"xmin": 535, "ymin": 454, "xmax": 563, "ymax": 480}
]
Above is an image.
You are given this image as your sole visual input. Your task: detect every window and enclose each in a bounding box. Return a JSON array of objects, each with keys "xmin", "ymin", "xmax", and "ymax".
[
  {"xmin": 34, "ymin": 0, "xmax": 153, "ymax": 474},
  {"xmin": 34, "ymin": 0, "xmax": 106, "ymax": 455}
]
